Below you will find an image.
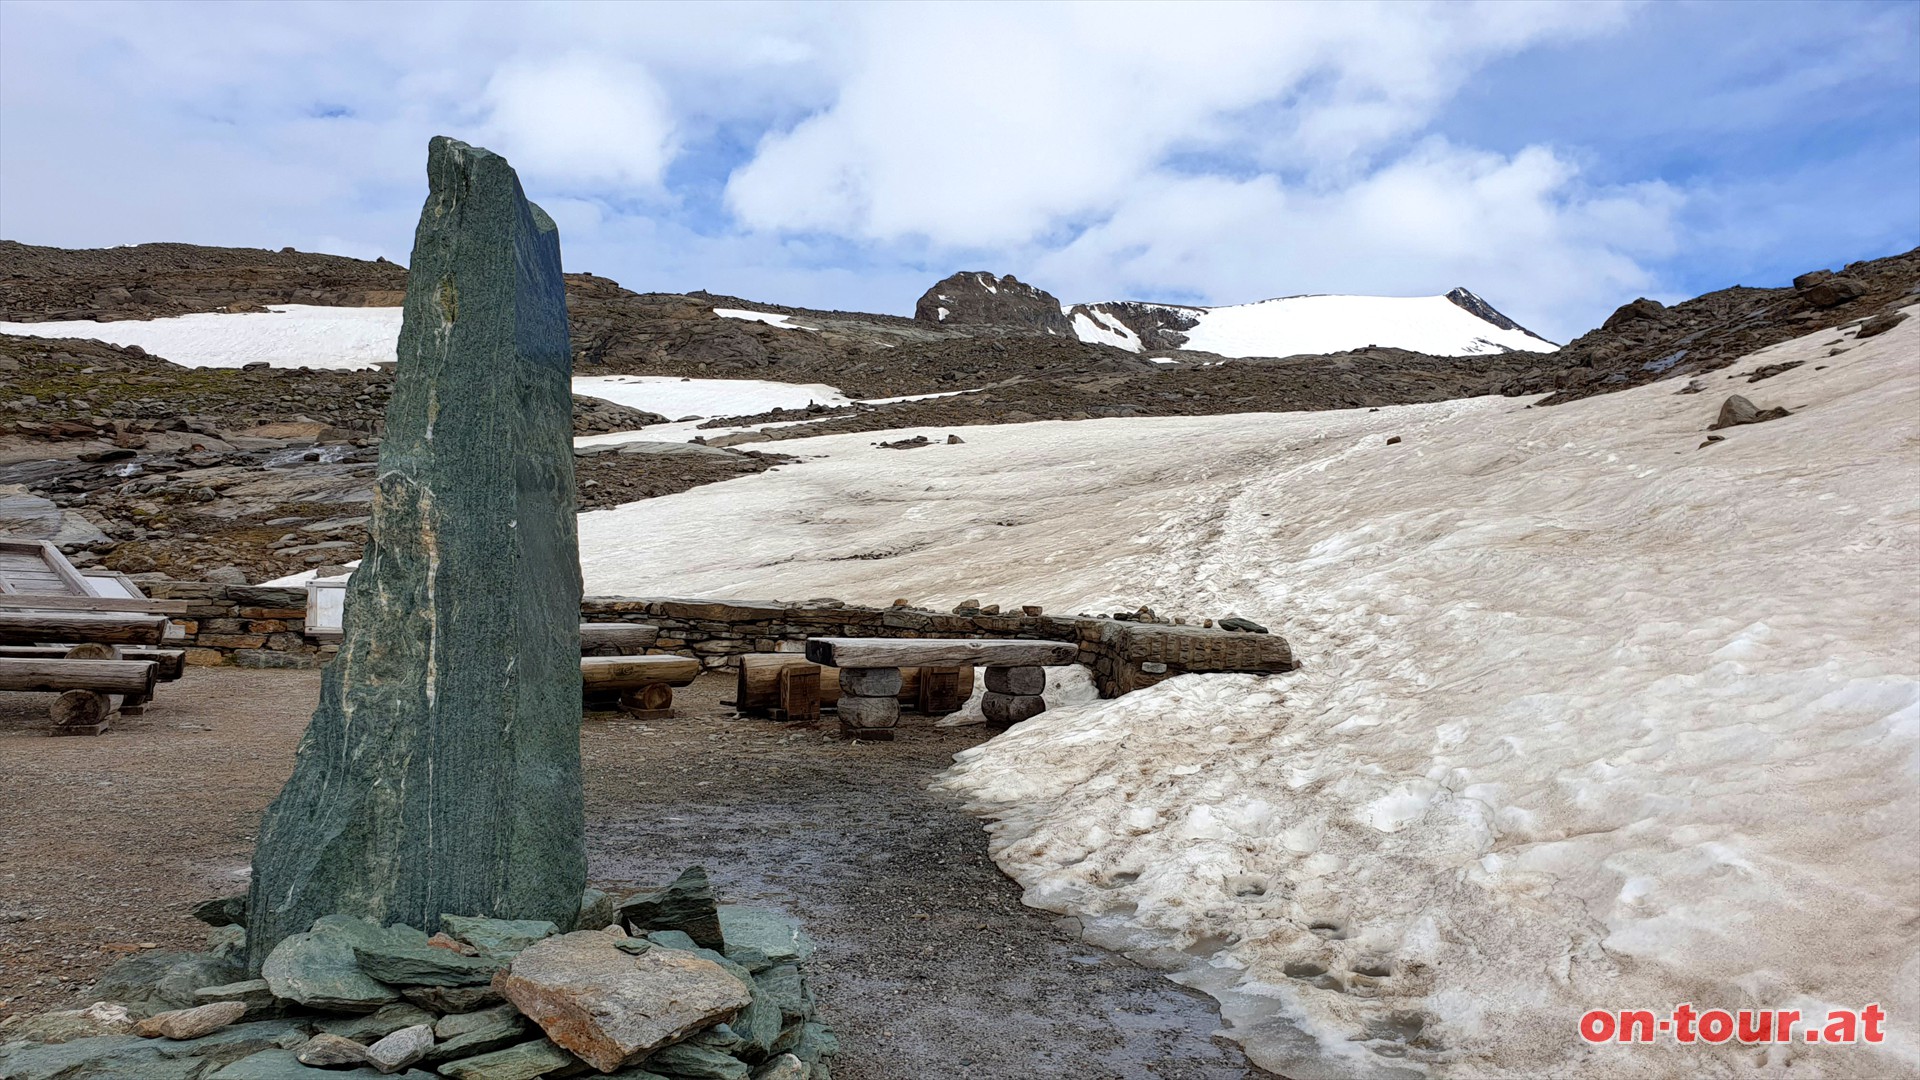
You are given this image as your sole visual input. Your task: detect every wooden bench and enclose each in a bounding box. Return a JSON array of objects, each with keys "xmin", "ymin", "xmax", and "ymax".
[
  {"xmin": 0, "ymin": 655, "xmax": 160, "ymax": 734},
  {"xmin": 581, "ymin": 654, "xmax": 700, "ymax": 719},
  {"xmin": 734, "ymin": 653, "xmax": 976, "ymax": 722},
  {"xmin": 803, "ymin": 638, "xmax": 1078, "ymax": 738}
]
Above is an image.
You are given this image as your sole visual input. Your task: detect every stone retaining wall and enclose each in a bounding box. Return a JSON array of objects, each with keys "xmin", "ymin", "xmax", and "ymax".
[{"xmin": 144, "ymin": 585, "xmax": 1298, "ymax": 695}]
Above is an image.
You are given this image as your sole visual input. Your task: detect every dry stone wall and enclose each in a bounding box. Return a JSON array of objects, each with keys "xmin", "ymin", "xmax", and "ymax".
[{"xmin": 146, "ymin": 587, "xmax": 1298, "ymax": 695}]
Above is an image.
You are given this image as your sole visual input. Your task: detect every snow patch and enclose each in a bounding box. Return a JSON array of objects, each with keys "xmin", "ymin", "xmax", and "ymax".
[
  {"xmin": 577, "ymin": 309, "xmax": 1920, "ymax": 1079},
  {"xmin": 1070, "ymin": 310, "xmax": 1143, "ymax": 353},
  {"xmin": 0, "ymin": 305, "xmax": 403, "ymax": 369},
  {"xmin": 713, "ymin": 307, "xmax": 816, "ymax": 332}
]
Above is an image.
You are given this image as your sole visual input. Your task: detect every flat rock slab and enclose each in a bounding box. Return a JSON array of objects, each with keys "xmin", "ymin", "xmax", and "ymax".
[
  {"xmin": 206, "ymin": 1049, "xmax": 437, "ymax": 1079},
  {"xmin": 366, "ymin": 1023, "xmax": 434, "ymax": 1072},
  {"xmin": 434, "ymin": 1038, "xmax": 576, "ymax": 1080},
  {"xmin": 805, "ymin": 637, "xmax": 1076, "ymax": 669},
  {"xmin": 495, "ymin": 930, "xmax": 751, "ymax": 1073},
  {"xmin": 260, "ymin": 917, "xmax": 404, "ymax": 1012},
  {"xmin": 134, "ymin": 1000, "xmax": 247, "ymax": 1039}
]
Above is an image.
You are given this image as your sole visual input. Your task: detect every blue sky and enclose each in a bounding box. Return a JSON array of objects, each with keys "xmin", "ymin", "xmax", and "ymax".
[{"xmin": 1, "ymin": 0, "xmax": 1914, "ymax": 342}]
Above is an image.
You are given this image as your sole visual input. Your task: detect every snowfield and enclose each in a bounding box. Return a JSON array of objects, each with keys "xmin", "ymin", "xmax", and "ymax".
[
  {"xmin": 0, "ymin": 305, "xmax": 403, "ymax": 369},
  {"xmin": 713, "ymin": 307, "xmax": 816, "ymax": 331},
  {"xmin": 1071, "ymin": 294, "xmax": 1557, "ymax": 358},
  {"xmin": 581, "ymin": 310, "xmax": 1919, "ymax": 1078}
]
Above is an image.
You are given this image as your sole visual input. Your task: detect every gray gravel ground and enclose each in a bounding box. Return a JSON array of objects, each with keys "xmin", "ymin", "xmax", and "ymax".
[{"xmin": 1, "ymin": 668, "xmax": 1267, "ymax": 1079}]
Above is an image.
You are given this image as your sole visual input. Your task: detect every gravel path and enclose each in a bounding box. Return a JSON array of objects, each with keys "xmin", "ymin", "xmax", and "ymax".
[{"xmin": 0, "ymin": 668, "xmax": 1266, "ymax": 1078}]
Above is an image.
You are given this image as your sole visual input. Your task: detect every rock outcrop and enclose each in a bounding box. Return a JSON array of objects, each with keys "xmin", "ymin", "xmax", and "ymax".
[
  {"xmin": 913, "ymin": 271, "xmax": 1074, "ymax": 336},
  {"xmin": 245, "ymin": 137, "xmax": 586, "ymax": 968}
]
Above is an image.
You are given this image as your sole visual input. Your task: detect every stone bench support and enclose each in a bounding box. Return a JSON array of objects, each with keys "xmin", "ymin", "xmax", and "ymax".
[{"xmin": 806, "ymin": 638, "xmax": 1077, "ymax": 738}]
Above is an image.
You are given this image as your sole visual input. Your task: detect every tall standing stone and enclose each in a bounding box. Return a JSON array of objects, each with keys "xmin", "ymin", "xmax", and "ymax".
[{"xmin": 246, "ymin": 137, "xmax": 585, "ymax": 970}]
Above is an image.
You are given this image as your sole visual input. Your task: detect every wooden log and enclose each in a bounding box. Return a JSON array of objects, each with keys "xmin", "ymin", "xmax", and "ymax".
[
  {"xmin": 579, "ymin": 654, "xmax": 699, "ymax": 689},
  {"xmin": 0, "ymin": 611, "xmax": 169, "ymax": 646},
  {"xmin": 737, "ymin": 655, "xmax": 839, "ymax": 712},
  {"xmin": 0, "ymin": 646, "xmax": 185, "ymax": 681},
  {"xmin": 579, "ymin": 623, "xmax": 660, "ymax": 656},
  {"xmin": 121, "ymin": 648, "xmax": 186, "ymax": 681},
  {"xmin": 0, "ymin": 657, "xmax": 158, "ymax": 695},
  {"xmin": 49, "ymin": 689, "xmax": 110, "ymax": 732},
  {"xmin": 735, "ymin": 654, "xmax": 974, "ymax": 713},
  {"xmin": 618, "ymin": 683, "xmax": 674, "ymax": 719},
  {"xmin": 777, "ymin": 666, "xmax": 820, "ymax": 723},
  {"xmin": 806, "ymin": 637, "xmax": 1076, "ymax": 669}
]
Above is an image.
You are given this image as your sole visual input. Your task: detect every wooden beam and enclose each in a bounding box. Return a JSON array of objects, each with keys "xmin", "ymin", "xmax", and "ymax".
[
  {"xmin": 0, "ymin": 657, "xmax": 158, "ymax": 695},
  {"xmin": 0, "ymin": 611, "xmax": 170, "ymax": 646},
  {"xmin": 0, "ymin": 594, "xmax": 191, "ymax": 615}
]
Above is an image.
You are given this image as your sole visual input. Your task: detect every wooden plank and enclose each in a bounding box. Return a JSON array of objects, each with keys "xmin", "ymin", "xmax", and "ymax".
[
  {"xmin": 122, "ymin": 648, "xmax": 186, "ymax": 681},
  {"xmin": 0, "ymin": 594, "xmax": 190, "ymax": 614},
  {"xmin": 0, "ymin": 611, "xmax": 170, "ymax": 646},
  {"xmin": 735, "ymin": 653, "xmax": 974, "ymax": 713},
  {"xmin": 805, "ymin": 637, "xmax": 1076, "ymax": 669},
  {"xmin": 580, "ymin": 655, "xmax": 700, "ymax": 689},
  {"xmin": 0, "ymin": 657, "xmax": 158, "ymax": 695},
  {"xmin": 917, "ymin": 666, "xmax": 964, "ymax": 716}
]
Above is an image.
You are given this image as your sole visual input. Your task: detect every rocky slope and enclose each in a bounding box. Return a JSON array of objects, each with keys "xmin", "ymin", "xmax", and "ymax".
[{"xmin": 0, "ymin": 335, "xmax": 784, "ymax": 582}]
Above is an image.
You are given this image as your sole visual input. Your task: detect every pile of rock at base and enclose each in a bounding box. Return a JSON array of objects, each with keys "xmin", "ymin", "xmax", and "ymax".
[{"xmin": 0, "ymin": 867, "xmax": 835, "ymax": 1080}]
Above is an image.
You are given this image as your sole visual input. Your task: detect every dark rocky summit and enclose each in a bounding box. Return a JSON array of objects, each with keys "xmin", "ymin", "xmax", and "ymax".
[
  {"xmin": 246, "ymin": 138, "xmax": 586, "ymax": 966},
  {"xmin": 913, "ymin": 271, "xmax": 1074, "ymax": 336}
]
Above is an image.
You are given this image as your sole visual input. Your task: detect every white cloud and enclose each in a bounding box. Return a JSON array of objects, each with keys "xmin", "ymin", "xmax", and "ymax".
[
  {"xmin": 481, "ymin": 55, "xmax": 677, "ymax": 192},
  {"xmin": 723, "ymin": 3, "xmax": 1634, "ymax": 246}
]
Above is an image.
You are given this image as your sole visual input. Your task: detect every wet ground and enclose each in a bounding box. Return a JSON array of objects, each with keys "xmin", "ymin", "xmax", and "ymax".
[{"xmin": 1, "ymin": 668, "xmax": 1267, "ymax": 1079}]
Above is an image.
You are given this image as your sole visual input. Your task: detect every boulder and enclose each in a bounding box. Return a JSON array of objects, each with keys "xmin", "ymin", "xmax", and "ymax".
[
  {"xmin": 1709, "ymin": 394, "xmax": 1791, "ymax": 430},
  {"xmin": 715, "ymin": 908, "xmax": 815, "ymax": 972},
  {"xmin": 1856, "ymin": 310, "xmax": 1909, "ymax": 338},
  {"xmin": 88, "ymin": 949, "xmax": 245, "ymax": 1015},
  {"xmin": 914, "ymin": 271, "xmax": 1074, "ymax": 336},
  {"xmin": 192, "ymin": 895, "xmax": 249, "ymax": 928},
  {"xmin": 494, "ymin": 930, "xmax": 751, "ymax": 1074},
  {"xmin": 134, "ymin": 1001, "xmax": 248, "ymax": 1040},
  {"xmin": 1803, "ymin": 276, "xmax": 1866, "ymax": 308},
  {"xmin": 193, "ymin": 979, "xmax": 280, "ymax": 1021},
  {"xmin": 1601, "ymin": 297, "xmax": 1666, "ymax": 329},
  {"xmin": 617, "ymin": 867, "xmax": 725, "ymax": 949},
  {"xmin": 260, "ymin": 917, "xmax": 404, "ymax": 1011},
  {"xmin": 246, "ymin": 137, "xmax": 586, "ymax": 968},
  {"xmin": 577, "ymin": 888, "xmax": 617, "ymax": 932},
  {"xmin": 1, "ymin": 1002, "xmax": 137, "ymax": 1043},
  {"xmin": 296, "ymin": 1033, "xmax": 372, "ymax": 1068},
  {"xmin": 314, "ymin": 1003, "xmax": 437, "ymax": 1043},
  {"xmin": 365, "ymin": 1023, "xmax": 434, "ymax": 1073},
  {"xmin": 751, "ymin": 1053, "xmax": 807, "ymax": 1080}
]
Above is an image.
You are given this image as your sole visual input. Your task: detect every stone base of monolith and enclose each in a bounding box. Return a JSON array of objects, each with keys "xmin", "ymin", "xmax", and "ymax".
[{"xmin": 244, "ymin": 137, "xmax": 585, "ymax": 971}]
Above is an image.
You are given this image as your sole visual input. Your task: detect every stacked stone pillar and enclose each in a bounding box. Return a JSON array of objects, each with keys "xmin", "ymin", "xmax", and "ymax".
[
  {"xmin": 836, "ymin": 665, "xmax": 901, "ymax": 739},
  {"xmin": 982, "ymin": 664, "xmax": 1047, "ymax": 725}
]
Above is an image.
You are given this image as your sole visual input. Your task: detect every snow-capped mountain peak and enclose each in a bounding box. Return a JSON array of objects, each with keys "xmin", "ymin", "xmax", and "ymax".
[{"xmin": 1068, "ymin": 289, "xmax": 1556, "ymax": 358}]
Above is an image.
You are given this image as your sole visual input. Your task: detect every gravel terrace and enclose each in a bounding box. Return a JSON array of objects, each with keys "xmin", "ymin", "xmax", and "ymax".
[{"xmin": 0, "ymin": 667, "xmax": 1267, "ymax": 1079}]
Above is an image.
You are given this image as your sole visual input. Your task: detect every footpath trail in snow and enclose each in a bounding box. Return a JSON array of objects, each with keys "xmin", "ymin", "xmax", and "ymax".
[{"xmin": 581, "ymin": 311, "xmax": 1920, "ymax": 1079}]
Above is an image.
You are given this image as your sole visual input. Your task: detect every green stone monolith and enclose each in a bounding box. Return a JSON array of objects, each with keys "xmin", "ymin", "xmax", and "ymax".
[{"xmin": 245, "ymin": 137, "xmax": 584, "ymax": 970}]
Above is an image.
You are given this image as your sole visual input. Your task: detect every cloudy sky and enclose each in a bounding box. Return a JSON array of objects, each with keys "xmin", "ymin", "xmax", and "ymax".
[{"xmin": 2, "ymin": 0, "xmax": 1915, "ymax": 341}]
